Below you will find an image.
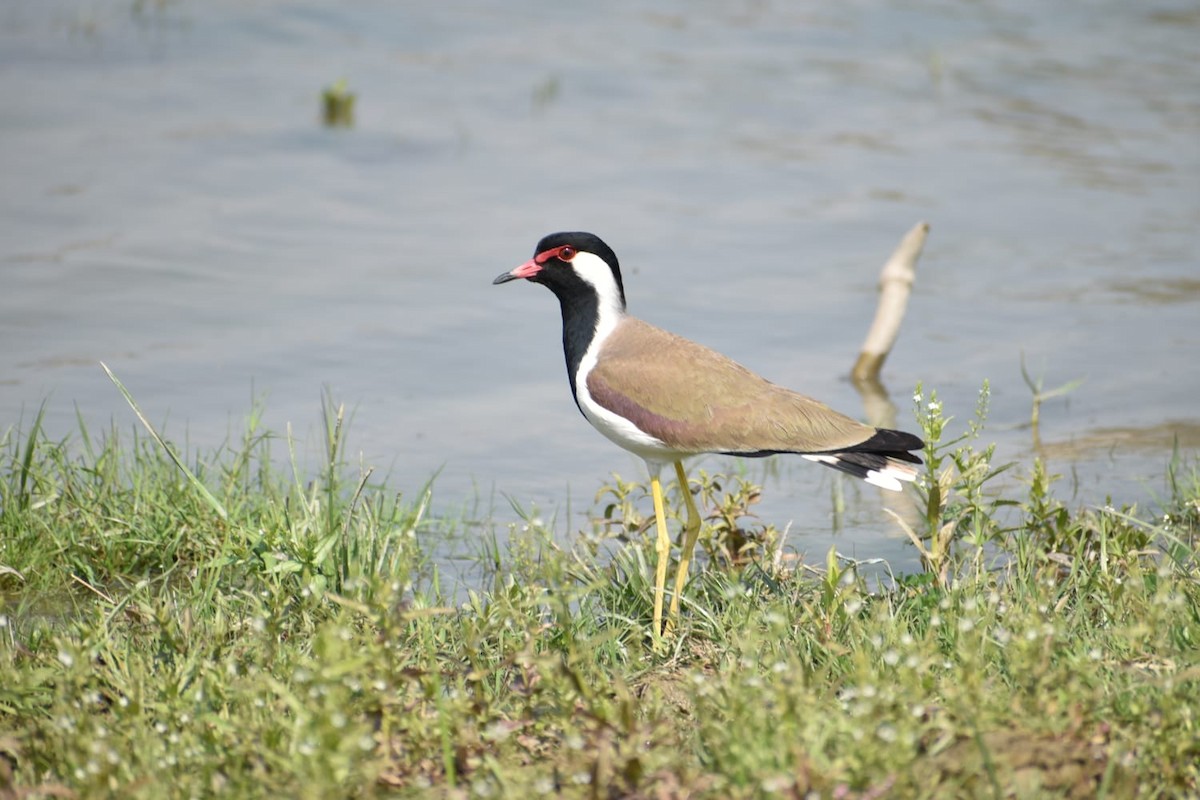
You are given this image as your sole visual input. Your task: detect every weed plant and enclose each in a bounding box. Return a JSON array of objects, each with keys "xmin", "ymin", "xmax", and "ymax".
[{"xmin": 1, "ymin": 387, "xmax": 1197, "ymax": 798}]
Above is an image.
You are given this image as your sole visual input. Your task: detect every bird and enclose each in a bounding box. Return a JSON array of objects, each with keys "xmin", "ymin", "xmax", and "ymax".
[{"xmin": 493, "ymin": 232, "xmax": 924, "ymax": 638}]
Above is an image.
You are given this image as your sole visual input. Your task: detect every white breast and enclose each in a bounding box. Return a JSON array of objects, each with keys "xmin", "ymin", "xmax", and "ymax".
[{"xmin": 568, "ymin": 253, "xmax": 683, "ymax": 467}]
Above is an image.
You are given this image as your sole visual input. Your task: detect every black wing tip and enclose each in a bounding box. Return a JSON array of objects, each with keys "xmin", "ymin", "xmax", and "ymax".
[
  {"xmin": 844, "ymin": 428, "xmax": 925, "ymax": 465},
  {"xmin": 719, "ymin": 428, "xmax": 925, "ymax": 466}
]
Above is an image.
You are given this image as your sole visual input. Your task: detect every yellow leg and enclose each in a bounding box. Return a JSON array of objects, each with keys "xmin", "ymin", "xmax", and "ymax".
[
  {"xmin": 648, "ymin": 470, "xmax": 672, "ymax": 640},
  {"xmin": 666, "ymin": 460, "xmax": 703, "ymax": 631}
]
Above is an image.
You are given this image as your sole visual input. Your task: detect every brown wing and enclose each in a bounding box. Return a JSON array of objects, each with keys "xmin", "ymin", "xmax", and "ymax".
[{"xmin": 586, "ymin": 318, "xmax": 875, "ymax": 455}]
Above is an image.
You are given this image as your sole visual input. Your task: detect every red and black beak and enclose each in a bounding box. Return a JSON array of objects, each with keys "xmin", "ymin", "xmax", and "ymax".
[{"xmin": 492, "ymin": 258, "xmax": 542, "ymax": 285}]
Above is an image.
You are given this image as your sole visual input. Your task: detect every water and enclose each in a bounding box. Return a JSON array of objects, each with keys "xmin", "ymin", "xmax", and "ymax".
[{"xmin": 2, "ymin": 0, "xmax": 1197, "ymax": 579}]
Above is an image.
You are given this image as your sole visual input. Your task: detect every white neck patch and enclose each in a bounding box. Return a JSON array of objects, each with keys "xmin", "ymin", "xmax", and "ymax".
[
  {"xmin": 568, "ymin": 252, "xmax": 680, "ymax": 464},
  {"xmin": 569, "ymin": 251, "xmax": 625, "ymax": 344}
]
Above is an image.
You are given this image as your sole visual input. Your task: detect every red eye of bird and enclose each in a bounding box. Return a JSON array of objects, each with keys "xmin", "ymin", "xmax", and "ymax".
[{"xmin": 557, "ymin": 245, "xmax": 577, "ymax": 261}]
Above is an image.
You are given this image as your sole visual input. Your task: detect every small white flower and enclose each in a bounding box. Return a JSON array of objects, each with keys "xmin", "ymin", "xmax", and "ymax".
[{"xmin": 761, "ymin": 775, "xmax": 794, "ymax": 793}]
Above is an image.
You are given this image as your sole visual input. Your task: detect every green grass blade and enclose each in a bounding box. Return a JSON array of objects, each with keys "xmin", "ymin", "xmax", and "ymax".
[
  {"xmin": 17, "ymin": 399, "xmax": 48, "ymax": 508},
  {"xmin": 100, "ymin": 361, "xmax": 228, "ymax": 521}
]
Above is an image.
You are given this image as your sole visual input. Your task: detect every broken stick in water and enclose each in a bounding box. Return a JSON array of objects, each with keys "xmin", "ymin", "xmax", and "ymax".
[{"xmin": 852, "ymin": 221, "xmax": 929, "ymax": 385}]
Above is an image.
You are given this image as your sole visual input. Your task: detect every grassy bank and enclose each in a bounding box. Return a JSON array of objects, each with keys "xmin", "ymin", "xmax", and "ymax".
[{"xmin": 1, "ymin": 390, "xmax": 1198, "ymax": 799}]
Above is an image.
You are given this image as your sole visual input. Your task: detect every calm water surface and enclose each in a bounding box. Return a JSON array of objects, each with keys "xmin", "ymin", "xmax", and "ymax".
[{"xmin": 2, "ymin": 1, "xmax": 1197, "ymax": 580}]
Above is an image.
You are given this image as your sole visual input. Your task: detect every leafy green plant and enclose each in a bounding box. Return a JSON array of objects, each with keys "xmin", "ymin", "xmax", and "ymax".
[{"xmin": 890, "ymin": 381, "xmax": 1014, "ymax": 585}]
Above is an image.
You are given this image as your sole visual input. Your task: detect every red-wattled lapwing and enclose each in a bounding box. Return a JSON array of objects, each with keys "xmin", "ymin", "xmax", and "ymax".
[{"xmin": 494, "ymin": 232, "xmax": 924, "ymax": 637}]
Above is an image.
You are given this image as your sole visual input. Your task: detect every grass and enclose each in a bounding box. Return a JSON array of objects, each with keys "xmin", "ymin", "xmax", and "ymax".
[{"xmin": 1, "ymin": 386, "xmax": 1198, "ymax": 799}]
